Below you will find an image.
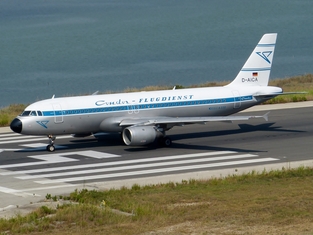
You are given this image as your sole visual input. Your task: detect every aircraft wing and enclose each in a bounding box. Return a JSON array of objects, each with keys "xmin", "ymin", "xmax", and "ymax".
[{"xmin": 119, "ymin": 112, "xmax": 269, "ymax": 127}]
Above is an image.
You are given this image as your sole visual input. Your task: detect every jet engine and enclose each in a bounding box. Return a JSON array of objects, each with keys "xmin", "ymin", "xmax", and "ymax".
[{"xmin": 122, "ymin": 126, "xmax": 157, "ymax": 146}]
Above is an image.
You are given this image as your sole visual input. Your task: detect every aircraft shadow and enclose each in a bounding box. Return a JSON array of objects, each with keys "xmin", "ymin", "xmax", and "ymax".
[
  {"xmin": 124, "ymin": 143, "xmax": 263, "ymax": 153},
  {"xmin": 125, "ymin": 122, "xmax": 305, "ymax": 153},
  {"xmin": 15, "ymin": 123, "xmax": 304, "ymax": 153},
  {"xmin": 170, "ymin": 122, "xmax": 304, "ymax": 141}
]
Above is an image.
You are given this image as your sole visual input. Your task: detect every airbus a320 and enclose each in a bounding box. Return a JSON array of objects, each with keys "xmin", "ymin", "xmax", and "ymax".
[{"xmin": 11, "ymin": 33, "xmax": 288, "ymax": 151}]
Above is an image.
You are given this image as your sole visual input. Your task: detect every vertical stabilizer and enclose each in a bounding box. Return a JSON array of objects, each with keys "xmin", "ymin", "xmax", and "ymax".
[{"xmin": 226, "ymin": 33, "xmax": 277, "ymax": 87}]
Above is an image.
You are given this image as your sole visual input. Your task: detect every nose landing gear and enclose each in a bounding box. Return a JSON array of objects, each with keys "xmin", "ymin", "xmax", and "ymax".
[{"xmin": 46, "ymin": 135, "xmax": 56, "ymax": 152}]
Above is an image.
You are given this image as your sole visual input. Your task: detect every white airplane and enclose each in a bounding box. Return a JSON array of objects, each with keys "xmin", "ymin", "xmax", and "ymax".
[{"xmin": 11, "ymin": 33, "xmax": 284, "ymax": 152}]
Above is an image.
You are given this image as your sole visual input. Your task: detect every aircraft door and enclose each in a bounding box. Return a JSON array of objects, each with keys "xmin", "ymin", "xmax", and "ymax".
[
  {"xmin": 232, "ymin": 90, "xmax": 241, "ymax": 109},
  {"xmin": 52, "ymin": 103, "xmax": 64, "ymax": 123}
]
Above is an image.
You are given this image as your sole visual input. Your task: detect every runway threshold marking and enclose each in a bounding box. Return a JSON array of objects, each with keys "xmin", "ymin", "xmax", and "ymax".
[
  {"xmin": 17, "ymin": 153, "xmax": 259, "ymax": 180},
  {"xmin": 0, "ymin": 150, "xmax": 121, "ymax": 169},
  {"xmin": 0, "ymin": 147, "xmax": 279, "ymax": 189},
  {"xmin": 35, "ymin": 158, "xmax": 279, "ymax": 184},
  {"xmin": 0, "ymin": 151, "xmax": 236, "ymax": 175}
]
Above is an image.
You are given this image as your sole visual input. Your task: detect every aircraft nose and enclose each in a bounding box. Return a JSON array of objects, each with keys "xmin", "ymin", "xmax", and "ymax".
[{"xmin": 10, "ymin": 118, "xmax": 22, "ymax": 133}]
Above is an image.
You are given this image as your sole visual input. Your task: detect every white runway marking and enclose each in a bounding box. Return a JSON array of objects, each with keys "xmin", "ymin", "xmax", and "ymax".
[
  {"xmin": 0, "ymin": 150, "xmax": 121, "ymax": 169},
  {"xmin": 0, "ymin": 134, "xmax": 42, "ymax": 141},
  {"xmin": 0, "ymin": 132, "xmax": 279, "ymax": 191},
  {"xmin": 0, "ymin": 185, "xmax": 77, "ymax": 196},
  {"xmin": 0, "ymin": 135, "xmax": 72, "ymax": 145},
  {"xmin": 0, "ymin": 186, "xmax": 40, "ymax": 197},
  {"xmin": 21, "ymin": 143, "xmax": 49, "ymax": 148},
  {"xmin": 17, "ymin": 154, "xmax": 260, "ymax": 180},
  {"xmin": 0, "ymin": 148, "xmax": 22, "ymax": 152},
  {"xmin": 0, "ymin": 151, "xmax": 236, "ymax": 175},
  {"xmin": 35, "ymin": 158, "xmax": 278, "ymax": 184}
]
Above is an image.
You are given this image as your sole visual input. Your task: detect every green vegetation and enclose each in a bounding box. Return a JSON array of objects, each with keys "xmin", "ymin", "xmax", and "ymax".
[
  {"xmin": 1, "ymin": 167, "xmax": 313, "ymax": 234},
  {"xmin": 265, "ymin": 73, "xmax": 313, "ymax": 104},
  {"xmin": 0, "ymin": 104, "xmax": 26, "ymax": 127},
  {"xmin": 1, "ymin": 74, "xmax": 313, "ymax": 127}
]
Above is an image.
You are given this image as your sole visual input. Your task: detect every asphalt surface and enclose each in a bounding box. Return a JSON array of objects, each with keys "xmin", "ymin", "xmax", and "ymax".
[{"xmin": 0, "ymin": 101, "xmax": 313, "ymax": 216}]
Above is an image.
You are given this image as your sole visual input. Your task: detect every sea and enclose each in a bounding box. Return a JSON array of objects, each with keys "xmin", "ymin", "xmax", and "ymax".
[{"xmin": 1, "ymin": 0, "xmax": 313, "ymax": 107}]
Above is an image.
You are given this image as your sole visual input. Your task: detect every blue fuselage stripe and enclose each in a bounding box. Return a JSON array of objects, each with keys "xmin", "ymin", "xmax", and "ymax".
[{"xmin": 42, "ymin": 96, "xmax": 253, "ymax": 117}]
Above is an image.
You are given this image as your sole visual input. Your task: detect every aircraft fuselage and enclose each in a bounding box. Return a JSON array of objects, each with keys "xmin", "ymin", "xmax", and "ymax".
[{"xmin": 11, "ymin": 85, "xmax": 282, "ymax": 136}]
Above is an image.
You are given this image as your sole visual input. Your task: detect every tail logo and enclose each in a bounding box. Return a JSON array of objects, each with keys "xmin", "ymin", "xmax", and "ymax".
[{"xmin": 256, "ymin": 51, "xmax": 272, "ymax": 64}]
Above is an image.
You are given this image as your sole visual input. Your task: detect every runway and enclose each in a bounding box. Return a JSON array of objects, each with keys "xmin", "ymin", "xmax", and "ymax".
[{"xmin": 0, "ymin": 102, "xmax": 313, "ymax": 210}]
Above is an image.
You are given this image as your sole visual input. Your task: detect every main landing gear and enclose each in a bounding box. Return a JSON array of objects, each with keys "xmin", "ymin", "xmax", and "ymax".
[
  {"xmin": 46, "ymin": 135, "xmax": 56, "ymax": 152},
  {"xmin": 160, "ymin": 136, "xmax": 172, "ymax": 147},
  {"xmin": 156, "ymin": 126, "xmax": 173, "ymax": 147}
]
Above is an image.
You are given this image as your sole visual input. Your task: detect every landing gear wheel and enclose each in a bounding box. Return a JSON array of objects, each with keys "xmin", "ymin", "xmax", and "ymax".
[
  {"xmin": 163, "ymin": 137, "xmax": 172, "ymax": 147},
  {"xmin": 47, "ymin": 135, "xmax": 56, "ymax": 152},
  {"xmin": 46, "ymin": 144, "xmax": 55, "ymax": 152}
]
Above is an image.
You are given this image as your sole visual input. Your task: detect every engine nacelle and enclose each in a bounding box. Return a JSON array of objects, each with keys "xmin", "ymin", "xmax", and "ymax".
[{"xmin": 122, "ymin": 126, "xmax": 157, "ymax": 146}]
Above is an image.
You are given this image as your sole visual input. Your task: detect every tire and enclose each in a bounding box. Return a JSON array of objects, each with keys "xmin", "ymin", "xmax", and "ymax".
[
  {"xmin": 163, "ymin": 137, "xmax": 172, "ymax": 147},
  {"xmin": 47, "ymin": 145, "xmax": 55, "ymax": 152}
]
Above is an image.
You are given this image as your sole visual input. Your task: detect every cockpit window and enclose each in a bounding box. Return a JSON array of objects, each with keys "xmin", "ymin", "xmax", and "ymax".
[
  {"xmin": 20, "ymin": 111, "xmax": 31, "ymax": 116},
  {"xmin": 19, "ymin": 110, "xmax": 43, "ymax": 116},
  {"xmin": 30, "ymin": 111, "xmax": 37, "ymax": 116}
]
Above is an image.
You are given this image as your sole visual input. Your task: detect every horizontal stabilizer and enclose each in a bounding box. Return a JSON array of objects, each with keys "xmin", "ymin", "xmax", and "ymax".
[
  {"xmin": 254, "ymin": 91, "xmax": 307, "ymax": 98},
  {"xmin": 279, "ymin": 92, "xmax": 308, "ymax": 95}
]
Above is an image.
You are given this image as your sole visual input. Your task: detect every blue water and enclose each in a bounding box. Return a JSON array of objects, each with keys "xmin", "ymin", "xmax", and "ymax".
[{"xmin": 1, "ymin": 0, "xmax": 313, "ymax": 107}]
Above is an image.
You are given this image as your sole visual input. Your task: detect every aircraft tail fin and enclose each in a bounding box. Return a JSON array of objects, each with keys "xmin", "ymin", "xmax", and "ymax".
[{"xmin": 226, "ymin": 33, "xmax": 277, "ymax": 87}]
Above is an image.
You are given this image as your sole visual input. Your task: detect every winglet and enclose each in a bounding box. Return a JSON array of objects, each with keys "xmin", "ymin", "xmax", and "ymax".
[
  {"xmin": 250, "ymin": 112, "xmax": 270, "ymax": 121},
  {"xmin": 262, "ymin": 112, "xmax": 270, "ymax": 122}
]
